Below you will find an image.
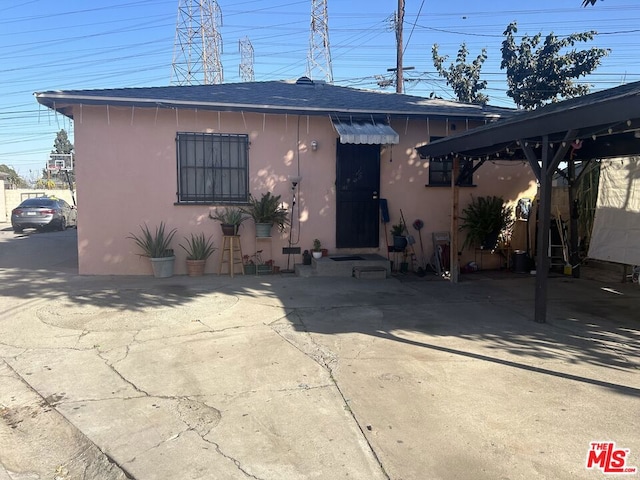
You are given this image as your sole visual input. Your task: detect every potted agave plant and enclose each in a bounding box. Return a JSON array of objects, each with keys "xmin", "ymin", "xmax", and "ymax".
[
  {"xmin": 179, "ymin": 232, "xmax": 216, "ymax": 276},
  {"xmin": 209, "ymin": 207, "xmax": 246, "ymax": 236},
  {"xmin": 127, "ymin": 222, "xmax": 177, "ymax": 278}
]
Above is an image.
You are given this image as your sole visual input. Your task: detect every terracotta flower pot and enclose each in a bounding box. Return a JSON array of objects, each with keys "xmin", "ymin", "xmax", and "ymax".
[{"xmin": 186, "ymin": 259, "xmax": 206, "ymax": 277}]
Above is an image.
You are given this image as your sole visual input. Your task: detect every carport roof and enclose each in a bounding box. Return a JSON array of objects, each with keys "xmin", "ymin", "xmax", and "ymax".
[{"xmin": 416, "ymin": 80, "xmax": 640, "ymax": 161}]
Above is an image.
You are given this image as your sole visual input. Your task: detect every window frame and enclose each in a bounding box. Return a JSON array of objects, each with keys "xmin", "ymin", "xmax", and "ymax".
[
  {"xmin": 427, "ymin": 137, "xmax": 474, "ymax": 187},
  {"xmin": 176, "ymin": 132, "xmax": 249, "ymax": 204}
]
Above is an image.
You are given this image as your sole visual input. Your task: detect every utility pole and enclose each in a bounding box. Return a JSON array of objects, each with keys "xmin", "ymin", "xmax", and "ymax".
[
  {"xmin": 307, "ymin": 0, "xmax": 333, "ymax": 83},
  {"xmin": 239, "ymin": 37, "xmax": 255, "ymax": 82},
  {"xmin": 171, "ymin": 0, "xmax": 223, "ymax": 85},
  {"xmin": 395, "ymin": 0, "xmax": 404, "ymax": 93}
]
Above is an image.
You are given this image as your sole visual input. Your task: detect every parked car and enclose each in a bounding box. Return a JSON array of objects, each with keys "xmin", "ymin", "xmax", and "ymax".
[{"xmin": 11, "ymin": 196, "xmax": 77, "ymax": 233}]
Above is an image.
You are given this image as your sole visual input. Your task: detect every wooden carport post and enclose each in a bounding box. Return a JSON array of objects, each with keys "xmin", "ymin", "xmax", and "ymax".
[
  {"xmin": 529, "ymin": 132, "xmax": 576, "ymax": 323},
  {"xmin": 450, "ymin": 155, "xmax": 460, "ymax": 283},
  {"xmin": 567, "ymin": 159, "xmax": 580, "ymax": 278}
]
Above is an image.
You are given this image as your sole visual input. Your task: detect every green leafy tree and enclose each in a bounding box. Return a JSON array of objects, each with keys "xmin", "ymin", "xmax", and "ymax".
[
  {"xmin": 50, "ymin": 129, "xmax": 75, "ymax": 185},
  {"xmin": 500, "ymin": 22, "xmax": 609, "ymax": 109},
  {"xmin": 432, "ymin": 43, "xmax": 489, "ymax": 105},
  {"xmin": 0, "ymin": 164, "xmax": 27, "ymax": 188},
  {"xmin": 52, "ymin": 129, "xmax": 73, "ymax": 154}
]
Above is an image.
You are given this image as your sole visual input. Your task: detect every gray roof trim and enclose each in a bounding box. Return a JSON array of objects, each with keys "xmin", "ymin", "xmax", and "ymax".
[{"xmin": 35, "ymin": 92, "xmax": 502, "ymax": 118}]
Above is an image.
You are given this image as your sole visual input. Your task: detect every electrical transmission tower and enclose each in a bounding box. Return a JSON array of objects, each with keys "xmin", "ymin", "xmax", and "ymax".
[
  {"xmin": 239, "ymin": 37, "xmax": 254, "ymax": 82},
  {"xmin": 306, "ymin": 0, "xmax": 333, "ymax": 83},
  {"xmin": 171, "ymin": 0, "xmax": 223, "ymax": 85}
]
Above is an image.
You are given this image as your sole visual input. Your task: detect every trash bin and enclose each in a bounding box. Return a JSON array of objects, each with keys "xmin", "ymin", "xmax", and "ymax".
[{"xmin": 512, "ymin": 250, "xmax": 529, "ymax": 273}]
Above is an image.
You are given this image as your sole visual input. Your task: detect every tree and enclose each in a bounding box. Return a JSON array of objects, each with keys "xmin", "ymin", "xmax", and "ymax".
[
  {"xmin": 50, "ymin": 129, "xmax": 75, "ymax": 185},
  {"xmin": 0, "ymin": 164, "xmax": 27, "ymax": 188},
  {"xmin": 432, "ymin": 43, "xmax": 489, "ymax": 105},
  {"xmin": 500, "ymin": 22, "xmax": 609, "ymax": 109},
  {"xmin": 52, "ymin": 129, "xmax": 73, "ymax": 155}
]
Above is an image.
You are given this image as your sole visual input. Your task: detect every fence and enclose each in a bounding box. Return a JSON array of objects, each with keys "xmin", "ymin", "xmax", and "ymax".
[{"xmin": 1, "ymin": 188, "xmax": 76, "ymax": 222}]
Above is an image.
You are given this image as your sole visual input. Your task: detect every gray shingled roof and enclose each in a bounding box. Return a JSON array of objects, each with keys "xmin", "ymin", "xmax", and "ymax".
[{"xmin": 35, "ymin": 77, "xmax": 513, "ymax": 121}]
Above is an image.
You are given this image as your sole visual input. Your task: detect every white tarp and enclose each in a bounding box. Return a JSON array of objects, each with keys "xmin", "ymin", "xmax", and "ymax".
[{"xmin": 588, "ymin": 157, "xmax": 640, "ymax": 265}]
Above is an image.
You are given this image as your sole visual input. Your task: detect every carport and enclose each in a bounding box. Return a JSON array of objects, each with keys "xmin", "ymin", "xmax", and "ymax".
[{"xmin": 416, "ymin": 81, "xmax": 640, "ymax": 323}]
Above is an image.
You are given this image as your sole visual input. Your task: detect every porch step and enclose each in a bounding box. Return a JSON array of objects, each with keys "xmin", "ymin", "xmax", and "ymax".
[
  {"xmin": 307, "ymin": 254, "xmax": 390, "ymax": 278},
  {"xmin": 353, "ymin": 266, "xmax": 387, "ymax": 279}
]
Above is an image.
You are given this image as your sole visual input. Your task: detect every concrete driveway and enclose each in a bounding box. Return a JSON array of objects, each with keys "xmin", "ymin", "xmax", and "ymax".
[{"xmin": 0, "ymin": 225, "xmax": 639, "ymax": 479}]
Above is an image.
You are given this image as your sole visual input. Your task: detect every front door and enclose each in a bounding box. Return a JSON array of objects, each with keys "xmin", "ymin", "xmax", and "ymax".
[{"xmin": 336, "ymin": 143, "xmax": 380, "ymax": 248}]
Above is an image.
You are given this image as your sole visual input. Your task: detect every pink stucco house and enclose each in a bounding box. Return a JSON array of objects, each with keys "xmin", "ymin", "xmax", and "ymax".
[{"xmin": 35, "ymin": 77, "xmax": 536, "ymax": 276}]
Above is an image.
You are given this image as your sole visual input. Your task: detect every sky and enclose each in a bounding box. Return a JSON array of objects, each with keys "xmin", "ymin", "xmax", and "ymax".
[{"xmin": 1, "ymin": 0, "xmax": 639, "ymax": 179}]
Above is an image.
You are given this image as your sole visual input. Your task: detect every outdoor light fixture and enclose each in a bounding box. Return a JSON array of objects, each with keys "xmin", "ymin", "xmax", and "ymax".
[
  {"xmin": 283, "ymin": 175, "xmax": 303, "ymax": 273},
  {"xmin": 288, "ymin": 175, "xmax": 302, "ymax": 188},
  {"xmin": 310, "ymin": 140, "xmax": 318, "ymax": 151}
]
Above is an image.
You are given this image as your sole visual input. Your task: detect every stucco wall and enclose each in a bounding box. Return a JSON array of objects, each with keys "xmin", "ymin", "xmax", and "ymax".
[{"xmin": 72, "ymin": 104, "xmax": 536, "ymax": 275}]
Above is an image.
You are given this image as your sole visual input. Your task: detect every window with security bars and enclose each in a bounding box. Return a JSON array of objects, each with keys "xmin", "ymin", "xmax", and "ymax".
[
  {"xmin": 427, "ymin": 136, "xmax": 473, "ymax": 186},
  {"xmin": 176, "ymin": 132, "xmax": 249, "ymax": 203},
  {"xmin": 428, "ymin": 157, "xmax": 473, "ymax": 186}
]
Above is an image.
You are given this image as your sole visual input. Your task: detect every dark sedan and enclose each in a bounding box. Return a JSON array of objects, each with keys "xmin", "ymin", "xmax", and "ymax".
[{"xmin": 11, "ymin": 197, "xmax": 77, "ymax": 233}]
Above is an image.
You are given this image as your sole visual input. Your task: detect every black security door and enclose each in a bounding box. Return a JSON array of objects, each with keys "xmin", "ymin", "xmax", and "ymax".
[{"xmin": 336, "ymin": 143, "xmax": 380, "ymax": 248}]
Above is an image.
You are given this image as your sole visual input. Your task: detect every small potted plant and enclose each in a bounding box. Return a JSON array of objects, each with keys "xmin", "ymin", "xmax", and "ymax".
[
  {"xmin": 242, "ymin": 192, "xmax": 289, "ymax": 237},
  {"xmin": 243, "ymin": 254, "xmax": 256, "ymax": 275},
  {"xmin": 179, "ymin": 232, "xmax": 216, "ymax": 276},
  {"xmin": 390, "ymin": 222, "xmax": 407, "ymax": 251},
  {"xmin": 209, "ymin": 207, "xmax": 246, "ymax": 236},
  {"xmin": 127, "ymin": 222, "xmax": 177, "ymax": 278},
  {"xmin": 312, "ymin": 238, "xmax": 322, "ymax": 259}
]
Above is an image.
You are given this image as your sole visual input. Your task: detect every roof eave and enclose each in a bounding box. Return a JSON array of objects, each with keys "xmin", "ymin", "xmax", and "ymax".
[
  {"xmin": 34, "ymin": 92, "xmax": 508, "ymax": 121},
  {"xmin": 417, "ymin": 89, "xmax": 640, "ymax": 158}
]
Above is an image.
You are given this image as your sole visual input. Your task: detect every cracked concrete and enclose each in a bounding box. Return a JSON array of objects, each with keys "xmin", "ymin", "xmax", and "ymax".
[{"xmin": 1, "ymin": 228, "xmax": 639, "ymax": 479}]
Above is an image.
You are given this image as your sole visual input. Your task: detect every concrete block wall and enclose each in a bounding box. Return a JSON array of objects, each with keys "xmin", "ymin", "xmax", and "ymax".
[{"xmin": 3, "ymin": 189, "xmax": 76, "ymax": 221}]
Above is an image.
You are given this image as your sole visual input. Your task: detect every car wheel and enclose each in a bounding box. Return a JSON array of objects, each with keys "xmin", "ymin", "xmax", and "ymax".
[
  {"xmin": 13, "ymin": 226, "xmax": 23, "ymax": 233},
  {"xmin": 58, "ymin": 217, "xmax": 66, "ymax": 231}
]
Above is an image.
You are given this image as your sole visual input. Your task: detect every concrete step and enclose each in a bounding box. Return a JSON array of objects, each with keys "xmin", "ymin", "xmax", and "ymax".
[{"xmin": 309, "ymin": 254, "xmax": 390, "ymax": 278}]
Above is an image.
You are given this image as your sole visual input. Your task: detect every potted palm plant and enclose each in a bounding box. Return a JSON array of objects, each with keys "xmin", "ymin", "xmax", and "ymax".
[
  {"xmin": 460, "ymin": 195, "xmax": 513, "ymax": 250},
  {"xmin": 242, "ymin": 192, "xmax": 289, "ymax": 237},
  {"xmin": 179, "ymin": 233, "xmax": 216, "ymax": 276},
  {"xmin": 209, "ymin": 207, "xmax": 246, "ymax": 236},
  {"xmin": 127, "ymin": 222, "xmax": 177, "ymax": 278}
]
